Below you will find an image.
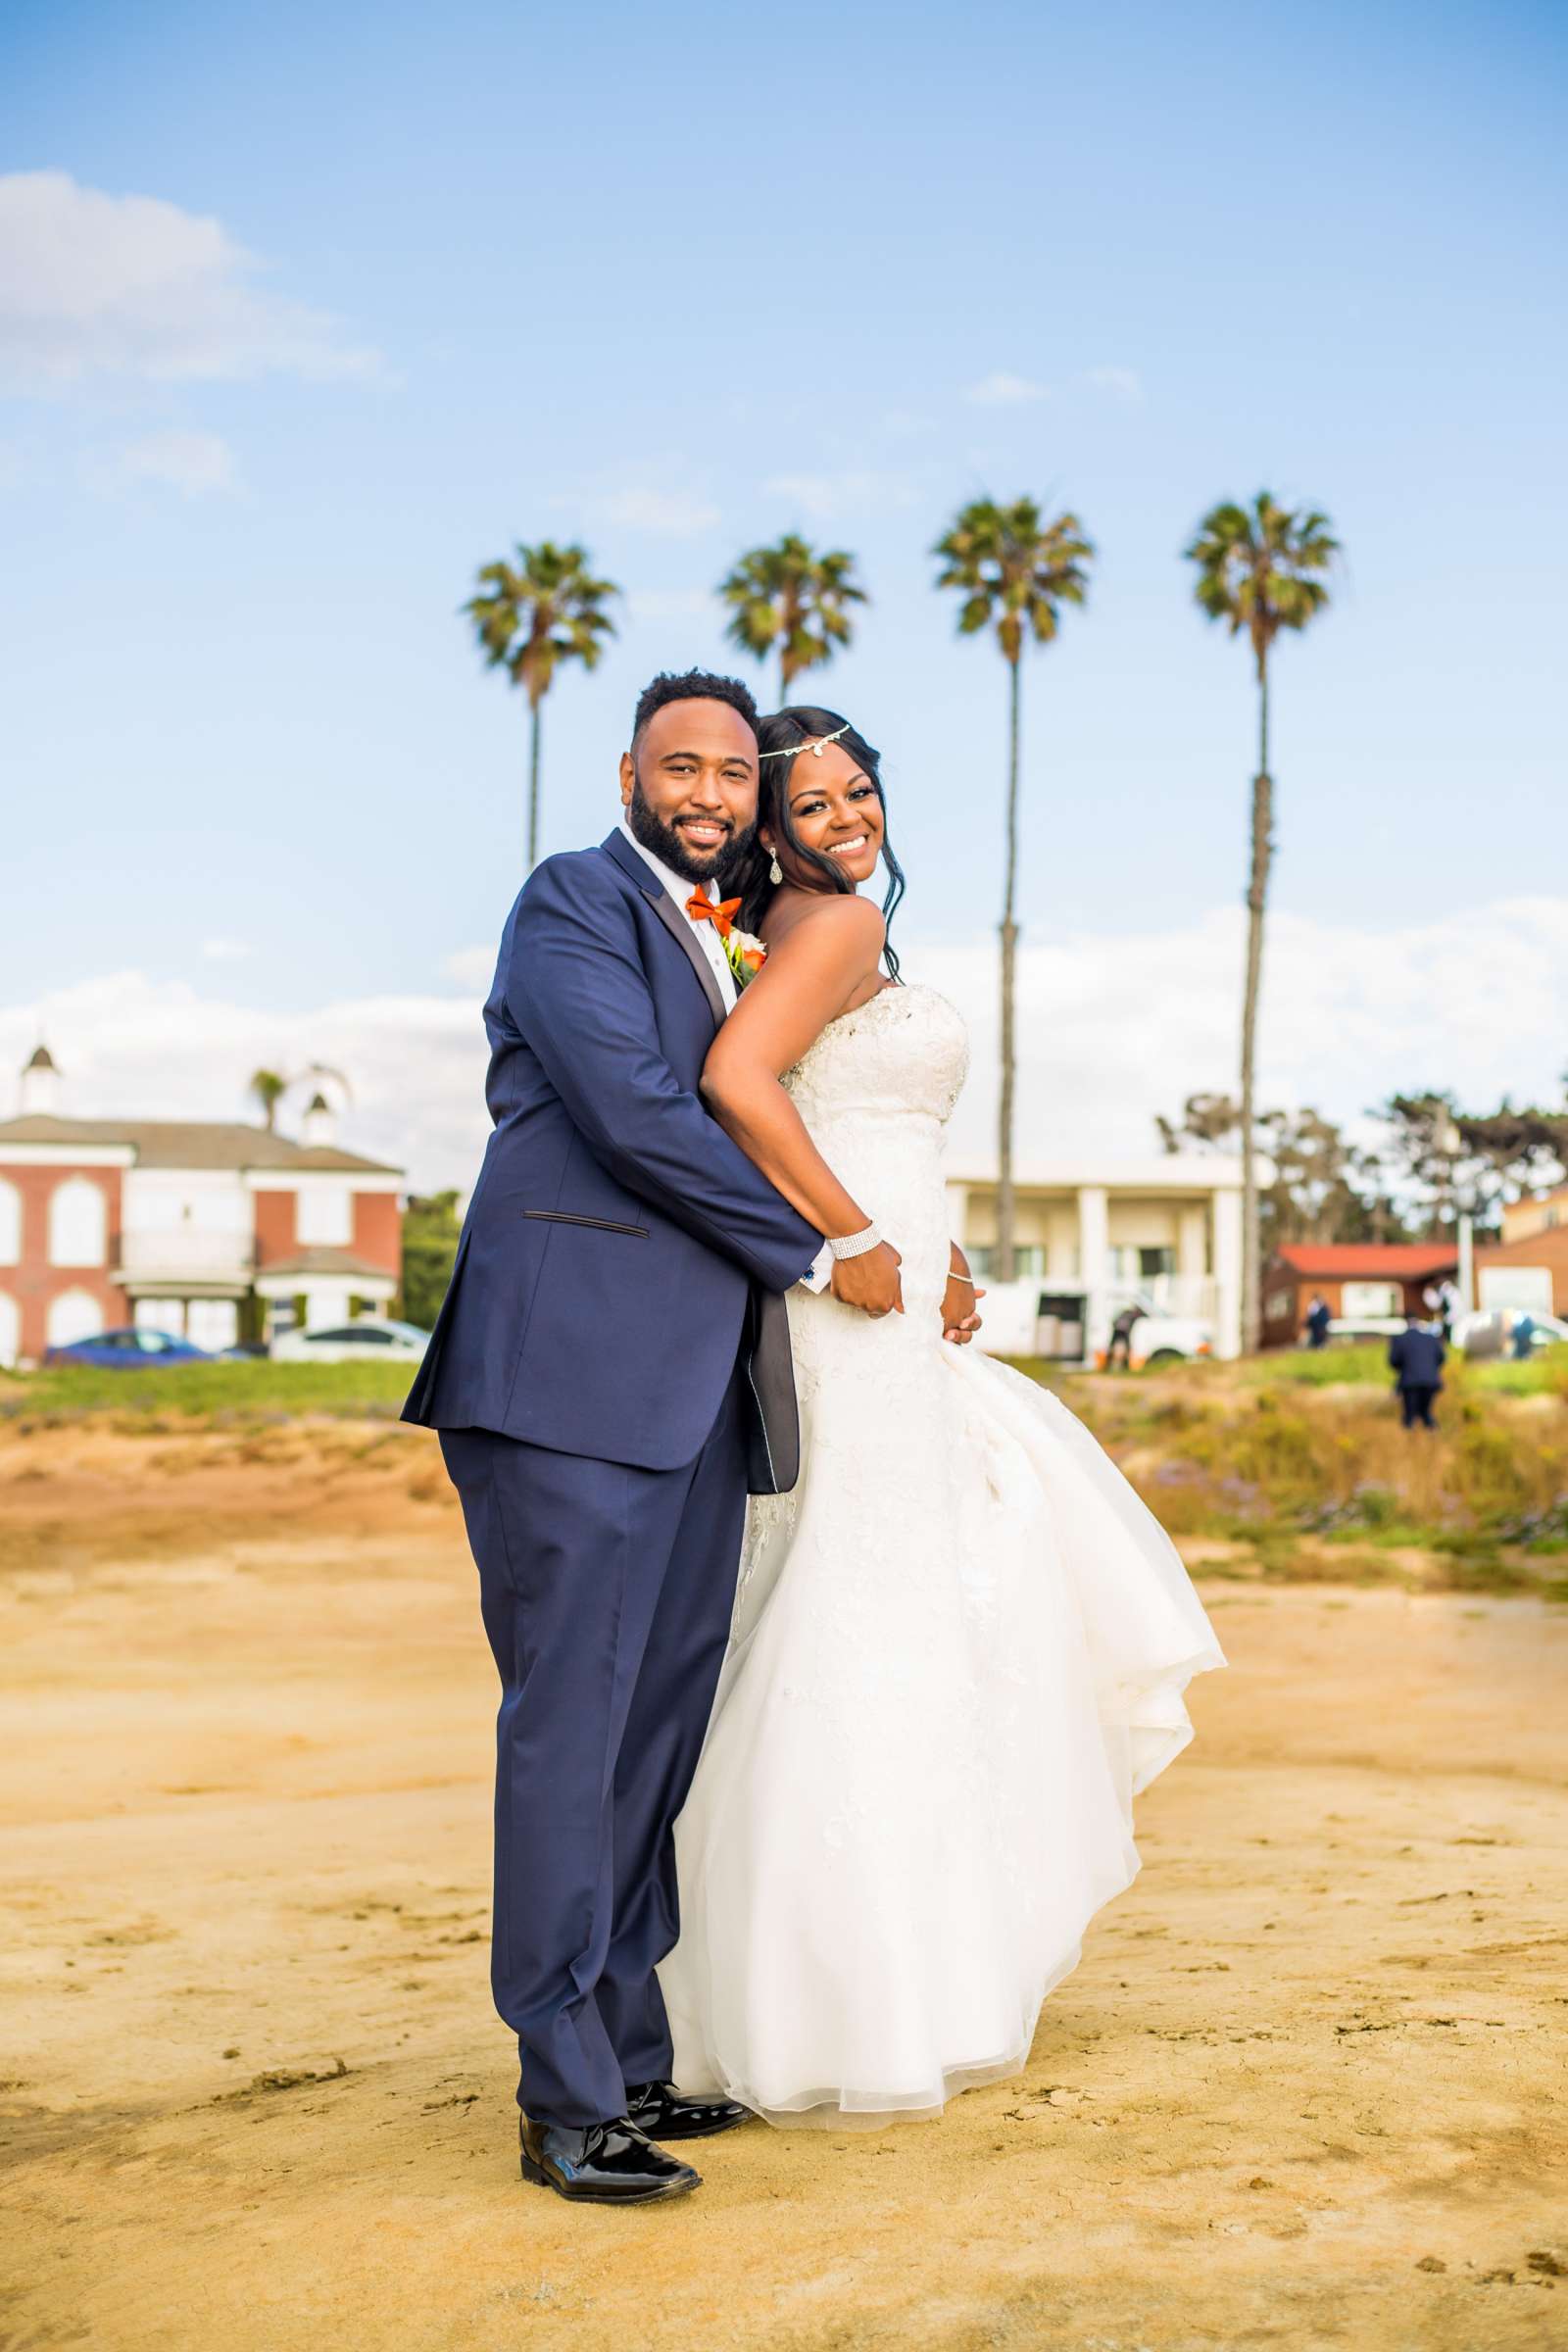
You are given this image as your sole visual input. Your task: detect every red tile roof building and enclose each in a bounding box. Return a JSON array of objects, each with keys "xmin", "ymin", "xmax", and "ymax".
[{"xmin": 1261, "ymin": 1242, "xmax": 1459, "ymax": 1347}]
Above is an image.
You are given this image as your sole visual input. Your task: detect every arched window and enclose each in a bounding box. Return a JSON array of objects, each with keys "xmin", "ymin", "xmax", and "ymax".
[
  {"xmin": 46, "ymin": 1289, "xmax": 103, "ymax": 1348},
  {"xmin": 0, "ymin": 1177, "xmax": 20, "ymax": 1266},
  {"xmin": 0, "ymin": 1290, "xmax": 19, "ymax": 1368},
  {"xmin": 48, "ymin": 1177, "xmax": 107, "ymax": 1268}
]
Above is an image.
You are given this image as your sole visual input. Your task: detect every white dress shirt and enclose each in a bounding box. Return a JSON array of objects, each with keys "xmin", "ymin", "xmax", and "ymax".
[
  {"xmin": 618, "ymin": 813, "xmax": 737, "ymax": 1008},
  {"xmin": 617, "ymin": 814, "xmax": 831, "ymax": 1292}
]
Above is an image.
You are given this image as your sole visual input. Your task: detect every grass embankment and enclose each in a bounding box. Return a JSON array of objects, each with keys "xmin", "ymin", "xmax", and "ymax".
[
  {"xmin": 1010, "ymin": 1343, "xmax": 1568, "ymax": 1598},
  {"xmin": 0, "ymin": 1358, "xmax": 415, "ymax": 1426}
]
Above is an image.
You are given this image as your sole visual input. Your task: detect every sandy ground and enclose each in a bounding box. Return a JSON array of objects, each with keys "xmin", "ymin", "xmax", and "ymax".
[{"xmin": 3, "ymin": 1417, "xmax": 1566, "ymax": 2352}]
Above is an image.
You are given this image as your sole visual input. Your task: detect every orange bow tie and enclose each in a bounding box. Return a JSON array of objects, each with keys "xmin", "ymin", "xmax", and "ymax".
[{"xmin": 686, "ymin": 892, "xmax": 742, "ymax": 939}]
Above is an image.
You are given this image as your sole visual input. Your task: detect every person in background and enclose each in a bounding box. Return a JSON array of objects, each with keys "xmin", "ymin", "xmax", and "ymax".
[
  {"xmin": 1106, "ymin": 1300, "xmax": 1142, "ymax": 1371},
  {"xmin": 1389, "ymin": 1311, "xmax": 1446, "ymax": 1430},
  {"xmin": 1435, "ymin": 1277, "xmax": 1461, "ymax": 1343},
  {"xmin": 1303, "ymin": 1293, "xmax": 1332, "ymax": 1349},
  {"xmin": 1511, "ymin": 1310, "xmax": 1537, "ymax": 1362}
]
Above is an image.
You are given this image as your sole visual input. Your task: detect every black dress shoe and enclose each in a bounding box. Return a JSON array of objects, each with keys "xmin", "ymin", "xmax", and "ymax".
[
  {"xmin": 625, "ymin": 2080, "xmax": 753, "ymax": 2140},
  {"xmin": 519, "ymin": 2113, "xmax": 700, "ymax": 2204}
]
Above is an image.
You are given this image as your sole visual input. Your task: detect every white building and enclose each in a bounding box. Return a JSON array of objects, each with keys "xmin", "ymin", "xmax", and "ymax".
[
  {"xmin": 0, "ymin": 1054, "xmax": 404, "ymax": 1366},
  {"xmin": 946, "ymin": 1156, "xmax": 1250, "ymax": 1361}
]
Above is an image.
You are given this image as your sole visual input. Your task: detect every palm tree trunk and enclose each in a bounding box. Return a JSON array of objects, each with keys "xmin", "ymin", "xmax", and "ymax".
[
  {"xmin": 1239, "ymin": 661, "xmax": 1273, "ymax": 1353},
  {"xmin": 997, "ymin": 657, "xmax": 1021, "ymax": 1285},
  {"xmin": 527, "ymin": 697, "xmax": 542, "ymax": 873}
]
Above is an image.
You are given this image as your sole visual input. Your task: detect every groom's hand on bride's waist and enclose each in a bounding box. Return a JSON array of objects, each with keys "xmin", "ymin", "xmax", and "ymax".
[{"xmin": 830, "ymin": 1241, "xmax": 904, "ymax": 1318}]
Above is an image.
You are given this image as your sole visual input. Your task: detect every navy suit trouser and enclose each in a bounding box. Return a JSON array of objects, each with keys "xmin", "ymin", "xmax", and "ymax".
[{"xmin": 439, "ymin": 1357, "xmax": 747, "ymax": 2129}]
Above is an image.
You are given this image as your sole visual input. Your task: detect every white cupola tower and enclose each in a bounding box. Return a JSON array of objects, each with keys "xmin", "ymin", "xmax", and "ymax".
[
  {"xmin": 301, "ymin": 1089, "xmax": 337, "ymax": 1149},
  {"xmin": 20, "ymin": 1044, "xmax": 61, "ymax": 1116}
]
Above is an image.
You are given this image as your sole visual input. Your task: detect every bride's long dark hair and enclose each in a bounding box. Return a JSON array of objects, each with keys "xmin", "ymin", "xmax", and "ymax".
[{"xmin": 732, "ymin": 705, "xmax": 907, "ymax": 981}]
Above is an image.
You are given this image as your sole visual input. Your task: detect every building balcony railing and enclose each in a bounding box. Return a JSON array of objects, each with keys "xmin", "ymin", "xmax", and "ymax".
[{"xmin": 118, "ymin": 1231, "xmax": 257, "ymax": 1285}]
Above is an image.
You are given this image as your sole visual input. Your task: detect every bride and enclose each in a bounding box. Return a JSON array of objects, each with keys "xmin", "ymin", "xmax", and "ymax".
[{"xmin": 658, "ymin": 704, "xmax": 1225, "ymax": 2128}]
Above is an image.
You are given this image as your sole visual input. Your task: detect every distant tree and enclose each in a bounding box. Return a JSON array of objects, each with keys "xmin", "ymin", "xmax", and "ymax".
[
  {"xmin": 400, "ymin": 1190, "xmax": 463, "ymax": 1330},
  {"xmin": 248, "ymin": 1069, "xmax": 287, "ymax": 1133},
  {"xmin": 1376, "ymin": 1090, "xmax": 1568, "ymax": 1237},
  {"xmin": 717, "ymin": 533, "xmax": 867, "ymax": 705},
  {"xmin": 1185, "ymin": 491, "xmax": 1339, "ymax": 1349},
  {"xmin": 1157, "ymin": 1093, "xmax": 1408, "ymax": 1250},
  {"xmin": 247, "ymin": 1062, "xmax": 350, "ymax": 1134},
  {"xmin": 465, "ymin": 541, "xmax": 620, "ymax": 872},
  {"xmin": 934, "ymin": 496, "xmax": 1093, "ymax": 1281}
]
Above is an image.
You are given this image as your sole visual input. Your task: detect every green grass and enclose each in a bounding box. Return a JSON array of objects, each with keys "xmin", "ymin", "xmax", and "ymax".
[
  {"xmin": 0, "ymin": 1358, "xmax": 416, "ymax": 1426},
  {"xmin": 1240, "ymin": 1342, "xmax": 1393, "ymax": 1387},
  {"xmin": 1469, "ymin": 1347, "xmax": 1568, "ymax": 1396}
]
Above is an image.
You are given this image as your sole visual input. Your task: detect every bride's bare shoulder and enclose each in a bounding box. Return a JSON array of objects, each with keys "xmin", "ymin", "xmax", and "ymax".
[{"xmin": 764, "ymin": 893, "xmax": 886, "ymax": 961}]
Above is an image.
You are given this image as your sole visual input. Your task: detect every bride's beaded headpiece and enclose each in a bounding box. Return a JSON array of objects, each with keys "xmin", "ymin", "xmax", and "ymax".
[{"xmin": 758, "ymin": 720, "xmax": 852, "ymax": 762}]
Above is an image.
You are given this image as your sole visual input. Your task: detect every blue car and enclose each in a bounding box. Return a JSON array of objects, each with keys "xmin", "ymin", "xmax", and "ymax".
[{"xmin": 44, "ymin": 1327, "xmax": 213, "ymax": 1368}]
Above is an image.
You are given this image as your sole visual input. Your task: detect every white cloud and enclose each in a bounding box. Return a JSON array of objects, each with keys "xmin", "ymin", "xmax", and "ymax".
[
  {"xmin": 928, "ymin": 896, "xmax": 1568, "ymax": 1177},
  {"xmin": 1082, "ymin": 365, "xmax": 1143, "ymax": 406},
  {"xmin": 594, "ymin": 487, "xmax": 720, "ymax": 537},
  {"xmin": 962, "ymin": 371, "xmax": 1049, "ymax": 407},
  {"xmin": 6, "ymin": 899, "xmax": 1566, "ymax": 1195},
  {"xmin": 0, "ymin": 171, "xmax": 378, "ymax": 392},
  {"xmin": 107, "ymin": 429, "xmax": 239, "ymax": 498},
  {"xmin": 761, "ymin": 468, "xmax": 918, "ymax": 521}
]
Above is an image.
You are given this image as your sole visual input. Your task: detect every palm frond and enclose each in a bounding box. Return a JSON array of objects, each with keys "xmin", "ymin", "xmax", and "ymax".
[{"xmin": 934, "ymin": 496, "xmax": 1095, "ymax": 662}]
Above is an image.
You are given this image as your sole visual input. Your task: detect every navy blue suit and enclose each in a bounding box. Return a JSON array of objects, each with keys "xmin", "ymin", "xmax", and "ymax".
[
  {"xmin": 1389, "ymin": 1324, "xmax": 1446, "ymax": 1428},
  {"xmin": 404, "ymin": 830, "xmax": 820, "ymax": 2126}
]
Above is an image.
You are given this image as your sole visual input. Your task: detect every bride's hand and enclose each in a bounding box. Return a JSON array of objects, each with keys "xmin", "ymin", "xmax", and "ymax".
[
  {"xmin": 831, "ymin": 1241, "xmax": 905, "ymax": 1318},
  {"xmin": 942, "ymin": 1279, "xmax": 985, "ymax": 1344}
]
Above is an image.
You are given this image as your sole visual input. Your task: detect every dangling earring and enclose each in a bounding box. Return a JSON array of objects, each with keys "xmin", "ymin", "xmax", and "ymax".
[{"xmin": 768, "ymin": 849, "xmax": 784, "ymax": 885}]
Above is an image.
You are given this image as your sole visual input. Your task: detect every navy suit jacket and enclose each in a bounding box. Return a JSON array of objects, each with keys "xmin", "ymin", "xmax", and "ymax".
[
  {"xmin": 1388, "ymin": 1326, "xmax": 1446, "ymax": 1389},
  {"xmin": 402, "ymin": 831, "xmax": 822, "ymax": 1484}
]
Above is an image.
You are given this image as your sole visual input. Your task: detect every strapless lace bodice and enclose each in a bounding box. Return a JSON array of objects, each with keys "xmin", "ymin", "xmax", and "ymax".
[
  {"xmin": 782, "ymin": 983, "xmax": 968, "ymax": 1319},
  {"xmin": 783, "ymin": 982, "xmax": 968, "ymax": 1133}
]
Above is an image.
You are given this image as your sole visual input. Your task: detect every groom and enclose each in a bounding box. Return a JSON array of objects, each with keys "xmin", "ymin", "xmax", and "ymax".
[{"xmin": 403, "ymin": 667, "xmax": 902, "ymax": 2204}]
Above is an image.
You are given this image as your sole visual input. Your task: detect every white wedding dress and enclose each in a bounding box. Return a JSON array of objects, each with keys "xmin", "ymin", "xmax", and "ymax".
[{"xmin": 659, "ymin": 983, "xmax": 1225, "ymax": 2127}]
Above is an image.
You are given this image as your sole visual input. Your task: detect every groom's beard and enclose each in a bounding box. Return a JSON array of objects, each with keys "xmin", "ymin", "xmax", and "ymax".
[{"xmin": 626, "ymin": 779, "xmax": 757, "ymax": 888}]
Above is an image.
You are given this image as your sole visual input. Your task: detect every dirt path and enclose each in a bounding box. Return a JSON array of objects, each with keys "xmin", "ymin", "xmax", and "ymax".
[{"xmin": 3, "ymin": 1422, "xmax": 1566, "ymax": 2349}]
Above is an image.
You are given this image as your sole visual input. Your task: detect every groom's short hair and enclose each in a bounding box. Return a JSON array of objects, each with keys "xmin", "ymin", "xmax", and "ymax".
[{"xmin": 632, "ymin": 668, "xmax": 760, "ymax": 746}]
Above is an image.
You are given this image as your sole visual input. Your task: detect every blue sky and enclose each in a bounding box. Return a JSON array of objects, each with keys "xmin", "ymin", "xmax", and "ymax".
[{"xmin": 2, "ymin": 0, "xmax": 1565, "ymax": 1174}]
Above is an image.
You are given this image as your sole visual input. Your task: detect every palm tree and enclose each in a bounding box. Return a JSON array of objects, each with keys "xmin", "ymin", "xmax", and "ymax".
[
  {"xmin": 465, "ymin": 542, "xmax": 620, "ymax": 871},
  {"xmin": 248, "ymin": 1069, "xmax": 287, "ymax": 1133},
  {"xmin": 1185, "ymin": 492, "xmax": 1339, "ymax": 1352},
  {"xmin": 933, "ymin": 496, "xmax": 1093, "ymax": 1283},
  {"xmin": 247, "ymin": 1062, "xmax": 352, "ymax": 1134},
  {"xmin": 717, "ymin": 534, "xmax": 867, "ymax": 705}
]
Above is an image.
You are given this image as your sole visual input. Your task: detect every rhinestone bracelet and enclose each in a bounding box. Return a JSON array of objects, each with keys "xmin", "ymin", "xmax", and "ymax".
[{"xmin": 827, "ymin": 1222, "xmax": 883, "ymax": 1261}]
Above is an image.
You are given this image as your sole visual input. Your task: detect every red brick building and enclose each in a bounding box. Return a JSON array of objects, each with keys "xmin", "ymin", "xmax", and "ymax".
[
  {"xmin": 1260, "ymin": 1243, "xmax": 1459, "ymax": 1348},
  {"xmin": 1474, "ymin": 1186, "xmax": 1568, "ymax": 1317},
  {"xmin": 0, "ymin": 1051, "xmax": 403, "ymax": 1367}
]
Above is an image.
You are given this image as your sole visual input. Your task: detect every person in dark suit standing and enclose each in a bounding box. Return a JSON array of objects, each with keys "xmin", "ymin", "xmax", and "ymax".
[
  {"xmin": 1303, "ymin": 1293, "xmax": 1332, "ymax": 1349},
  {"xmin": 403, "ymin": 669, "xmax": 911, "ymax": 2205},
  {"xmin": 1388, "ymin": 1311, "xmax": 1446, "ymax": 1430}
]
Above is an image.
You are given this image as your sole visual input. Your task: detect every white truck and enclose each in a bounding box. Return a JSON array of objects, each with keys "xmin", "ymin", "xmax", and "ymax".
[{"xmin": 975, "ymin": 1280, "xmax": 1214, "ymax": 1368}]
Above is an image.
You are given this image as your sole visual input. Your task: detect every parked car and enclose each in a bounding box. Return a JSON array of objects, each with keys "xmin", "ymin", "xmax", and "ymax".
[
  {"xmin": 1322, "ymin": 1316, "xmax": 1409, "ymax": 1345},
  {"xmin": 44, "ymin": 1327, "xmax": 212, "ymax": 1369},
  {"xmin": 270, "ymin": 1317, "xmax": 430, "ymax": 1364},
  {"xmin": 1454, "ymin": 1308, "xmax": 1568, "ymax": 1360}
]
